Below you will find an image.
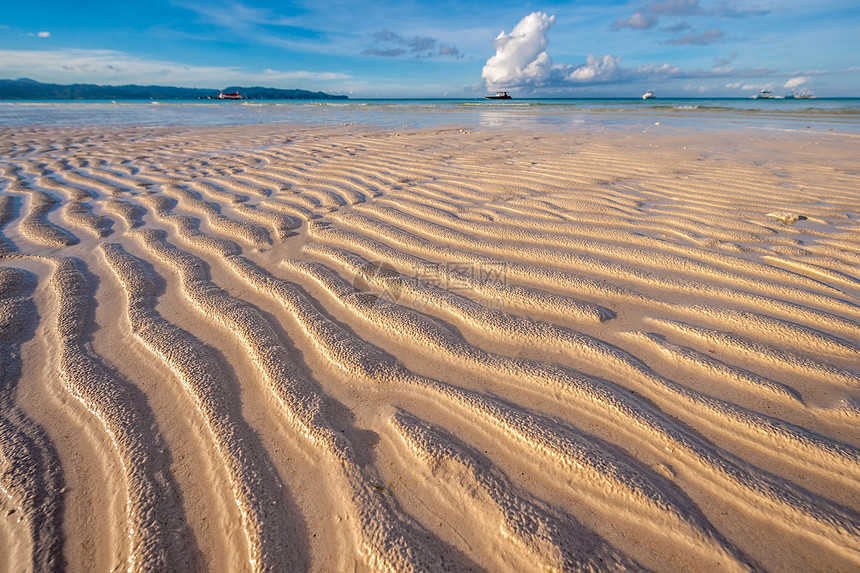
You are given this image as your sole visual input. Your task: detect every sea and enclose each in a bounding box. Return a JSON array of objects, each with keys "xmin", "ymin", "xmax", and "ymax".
[{"xmin": 1, "ymin": 98, "xmax": 859, "ymax": 133}]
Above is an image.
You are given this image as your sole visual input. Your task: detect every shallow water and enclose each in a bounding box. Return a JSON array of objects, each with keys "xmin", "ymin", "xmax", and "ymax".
[{"xmin": 2, "ymin": 97, "xmax": 859, "ymax": 133}]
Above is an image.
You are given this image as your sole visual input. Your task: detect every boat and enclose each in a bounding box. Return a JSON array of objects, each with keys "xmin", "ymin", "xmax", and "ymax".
[
  {"xmin": 485, "ymin": 91, "xmax": 512, "ymax": 100},
  {"xmin": 642, "ymin": 91, "xmax": 655, "ymax": 99},
  {"xmin": 217, "ymin": 90, "xmax": 243, "ymax": 100},
  {"xmin": 787, "ymin": 89, "xmax": 815, "ymax": 99},
  {"xmin": 752, "ymin": 89, "xmax": 783, "ymax": 99}
]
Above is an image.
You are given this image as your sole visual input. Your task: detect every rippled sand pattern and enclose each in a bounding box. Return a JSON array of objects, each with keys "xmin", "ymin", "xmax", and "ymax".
[{"xmin": 1, "ymin": 124, "xmax": 859, "ymax": 572}]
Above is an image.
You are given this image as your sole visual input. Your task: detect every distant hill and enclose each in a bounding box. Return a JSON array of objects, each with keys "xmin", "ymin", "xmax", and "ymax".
[{"xmin": 0, "ymin": 78, "xmax": 348, "ymax": 100}]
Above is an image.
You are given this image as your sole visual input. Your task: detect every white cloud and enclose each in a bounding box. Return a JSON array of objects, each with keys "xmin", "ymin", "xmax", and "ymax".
[
  {"xmin": 482, "ymin": 12, "xmax": 682, "ymax": 90},
  {"xmin": 567, "ymin": 55, "xmax": 622, "ymax": 81},
  {"xmin": 784, "ymin": 76, "xmax": 808, "ymax": 88},
  {"xmin": 482, "ymin": 12, "xmax": 556, "ymax": 88},
  {"xmin": 0, "ymin": 49, "xmax": 349, "ymax": 87},
  {"xmin": 37, "ymin": 31, "xmax": 51, "ymax": 38},
  {"xmin": 741, "ymin": 83, "xmax": 773, "ymax": 91}
]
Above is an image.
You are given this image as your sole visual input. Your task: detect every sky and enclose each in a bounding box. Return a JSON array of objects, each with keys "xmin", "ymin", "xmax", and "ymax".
[{"xmin": 1, "ymin": 0, "xmax": 858, "ymax": 97}]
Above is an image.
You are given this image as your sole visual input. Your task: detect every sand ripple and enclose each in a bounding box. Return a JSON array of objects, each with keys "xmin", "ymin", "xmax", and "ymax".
[{"xmin": 0, "ymin": 124, "xmax": 858, "ymax": 571}]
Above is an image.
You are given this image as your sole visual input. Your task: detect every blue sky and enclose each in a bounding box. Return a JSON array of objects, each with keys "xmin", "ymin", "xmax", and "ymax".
[{"xmin": 1, "ymin": 0, "xmax": 858, "ymax": 97}]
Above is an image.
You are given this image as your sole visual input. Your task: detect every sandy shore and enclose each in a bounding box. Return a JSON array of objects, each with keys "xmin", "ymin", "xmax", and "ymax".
[{"xmin": 0, "ymin": 123, "xmax": 858, "ymax": 571}]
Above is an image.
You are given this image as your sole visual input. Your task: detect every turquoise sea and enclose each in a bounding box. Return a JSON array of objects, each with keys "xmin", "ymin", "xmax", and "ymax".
[{"xmin": 1, "ymin": 97, "xmax": 859, "ymax": 133}]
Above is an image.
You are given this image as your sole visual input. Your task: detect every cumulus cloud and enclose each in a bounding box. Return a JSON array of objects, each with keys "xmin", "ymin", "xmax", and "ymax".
[
  {"xmin": 663, "ymin": 27, "xmax": 723, "ymax": 45},
  {"xmin": 784, "ymin": 76, "xmax": 808, "ymax": 88},
  {"xmin": 363, "ymin": 29, "xmax": 461, "ymax": 58},
  {"xmin": 481, "ymin": 11, "xmax": 833, "ymax": 93},
  {"xmin": 482, "ymin": 12, "xmax": 683, "ymax": 90},
  {"xmin": 612, "ymin": 12, "xmax": 657, "ymax": 30},
  {"xmin": 482, "ymin": 12, "xmax": 556, "ymax": 87},
  {"xmin": 568, "ymin": 55, "xmax": 622, "ymax": 81}
]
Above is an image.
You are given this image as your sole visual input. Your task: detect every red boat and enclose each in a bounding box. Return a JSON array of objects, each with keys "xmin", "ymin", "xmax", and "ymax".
[{"xmin": 218, "ymin": 90, "xmax": 243, "ymax": 100}]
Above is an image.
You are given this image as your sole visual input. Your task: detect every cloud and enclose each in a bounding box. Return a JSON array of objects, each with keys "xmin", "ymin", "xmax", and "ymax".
[
  {"xmin": 612, "ymin": 12, "xmax": 657, "ymax": 30},
  {"xmin": 185, "ymin": 1, "xmax": 301, "ymax": 30},
  {"xmin": 371, "ymin": 30, "xmax": 401, "ymax": 44},
  {"xmin": 360, "ymin": 48, "xmax": 405, "ymax": 58},
  {"xmin": 663, "ymin": 27, "xmax": 723, "ymax": 45},
  {"xmin": 661, "ymin": 21, "xmax": 691, "ymax": 33},
  {"xmin": 683, "ymin": 83, "xmax": 711, "ymax": 93},
  {"xmin": 613, "ymin": 0, "xmax": 768, "ymax": 37},
  {"xmin": 648, "ymin": 0, "xmax": 702, "ymax": 16},
  {"xmin": 27, "ymin": 31, "xmax": 51, "ymax": 38},
  {"xmin": 739, "ymin": 83, "xmax": 773, "ymax": 91},
  {"xmin": 0, "ymin": 49, "xmax": 350, "ymax": 87},
  {"xmin": 482, "ymin": 12, "xmax": 556, "ymax": 87},
  {"xmin": 567, "ymin": 55, "xmax": 623, "ymax": 81},
  {"xmin": 408, "ymin": 36, "xmax": 436, "ymax": 53},
  {"xmin": 363, "ymin": 28, "xmax": 461, "ymax": 59},
  {"xmin": 709, "ymin": 2, "xmax": 770, "ymax": 18},
  {"xmin": 784, "ymin": 76, "xmax": 808, "ymax": 88},
  {"xmin": 713, "ymin": 53, "xmax": 737, "ymax": 68},
  {"xmin": 482, "ymin": 12, "xmax": 683, "ymax": 90},
  {"xmin": 178, "ymin": 1, "xmax": 331, "ymax": 53}
]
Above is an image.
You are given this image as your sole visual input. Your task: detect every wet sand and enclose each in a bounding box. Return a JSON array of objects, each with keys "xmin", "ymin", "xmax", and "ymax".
[{"xmin": 1, "ymin": 123, "xmax": 859, "ymax": 571}]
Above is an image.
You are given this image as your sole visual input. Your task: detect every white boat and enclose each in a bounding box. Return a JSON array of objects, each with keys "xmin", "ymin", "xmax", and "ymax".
[
  {"xmin": 753, "ymin": 89, "xmax": 783, "ymax": 99},
  {"xmin": 642, "ymin": 91, "xmax": 655, "ymax": 99}
]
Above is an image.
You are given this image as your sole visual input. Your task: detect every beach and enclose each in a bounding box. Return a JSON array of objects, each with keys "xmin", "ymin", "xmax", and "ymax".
[{"xmin": 1, "ymin": 116, "xmax": 859, "ymax": 571}]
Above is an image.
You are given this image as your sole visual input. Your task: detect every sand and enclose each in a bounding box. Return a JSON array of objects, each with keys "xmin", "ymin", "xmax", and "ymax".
[{"xmin": 0, "ymin": 122, "xmax": 858, "ymax": 572}]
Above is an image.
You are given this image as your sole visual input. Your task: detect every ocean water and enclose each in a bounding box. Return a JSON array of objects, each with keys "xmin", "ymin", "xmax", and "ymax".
[{"xmin": 1, "ymin": 97, "xmax": 858, "ymax": 133}]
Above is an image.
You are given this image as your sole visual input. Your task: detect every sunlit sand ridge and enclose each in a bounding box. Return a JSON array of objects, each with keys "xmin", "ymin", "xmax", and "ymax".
[{"xmin": 0, "ymin": 123, "xmax": 858, "ymax": 572}]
